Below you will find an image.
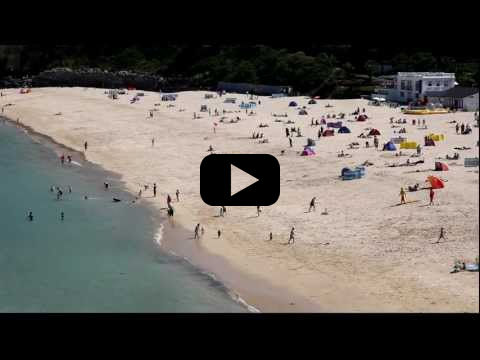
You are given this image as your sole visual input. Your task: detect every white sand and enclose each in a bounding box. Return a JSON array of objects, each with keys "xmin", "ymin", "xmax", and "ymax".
[{"xmin": 2, "ymin": 87, "xmax": 478, "ymax": 312}]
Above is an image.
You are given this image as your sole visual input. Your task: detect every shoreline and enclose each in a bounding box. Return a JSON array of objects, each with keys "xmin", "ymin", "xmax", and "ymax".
[
  {"xmin": 2, "ymin": 87, "xmax": 477, "ymax": 312},
  {"xmin": 2, "ymin": 114, "xmax": 312, "ymax": 312}
]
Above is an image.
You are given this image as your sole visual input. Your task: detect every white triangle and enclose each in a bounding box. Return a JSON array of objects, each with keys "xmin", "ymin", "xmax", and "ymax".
[{"xmin": 231, "ymin": 164, "xmax": 259, "ymax": 196}]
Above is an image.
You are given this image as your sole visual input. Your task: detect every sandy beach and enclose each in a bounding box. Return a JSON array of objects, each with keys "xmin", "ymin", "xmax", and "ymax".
[{"xmin": 2, "ymin": 87, "xmax": 478, "ymax": 312}]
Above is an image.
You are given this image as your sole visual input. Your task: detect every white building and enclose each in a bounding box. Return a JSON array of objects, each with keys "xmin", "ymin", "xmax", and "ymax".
[
  {"xmin": 426, "ymin": 86, "xmax": 479, "ymax": 111},
  {"xmin": 375, "ymin": 72, "xmax": 456, "ymax": 103}
]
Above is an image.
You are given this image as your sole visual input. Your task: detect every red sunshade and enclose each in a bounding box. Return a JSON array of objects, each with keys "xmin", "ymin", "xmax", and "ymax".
[{"xmin": 427, "ymin": 176, "xmax": 445, "ymax": 189}]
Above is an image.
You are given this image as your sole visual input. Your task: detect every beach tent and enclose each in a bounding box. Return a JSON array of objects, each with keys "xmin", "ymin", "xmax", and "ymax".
[
  {"xmin": 200, "ymin": 105, "xmax": 208, "ymax": 112},
  {"xmin": 327, "ymin": 121, "xmax": 342, "ymax": 128},
  {"xmin": 307, "ymin": 138, "xmax": 316, "ymax": 146},
  {"xmin": 357, "ymin": 114, "xmax": 367, "ymax": 121},
  {"xmin": 161, "ymin": 94, "xmax": 178, "ymax": 101},
  {"xmin": 322, "ymin": 129, "xmax": 335, "ymax": 137},
  {"xmin": 298, "ymin": 109, "xmax": 308, "ymax": 115},
  {"xmin": 427, "ymin": 133, "xmax": 445, "ymax": 141},
  {"xmin": 383, "ymin": 141, "xmax": 396, "ymax": 151},
  {"xmin": 368, "ymin": 128, "xmax": 381, "ymax": 136},
  {"xmin": 301, "ymin": 146, "xmax": 316, "ymax": 156},
  {"xmin": 289, "ymin": 101, "xmax": 298, "ymax": 107},
  {"xmin": 338, "ymin": 126, "xmax": 351, "ymax": 133},
  {"xmin": 400, "ymin": 141, "xmax": 418, "ymax": 149},
  {"xmin": 239, "ymin": 102, "xmax": 253, "ymax": 109},
  {"xmin": 424, "ymin": 137, "xmax": 435, "ymax": 146},
  {"xmin": 341, "ymin": 166, "xmax": 365, "ymax": 180},
  {"xmin": 427, "ymin": 176, "xmax": 445, "ymax": 189},
  {"xmin": 308, "ymin": 99, "xmax": 317, "ymax": 104},
  {"xmin": 435, "ymin": 162, "xmax": 449, "ymax": 171}
]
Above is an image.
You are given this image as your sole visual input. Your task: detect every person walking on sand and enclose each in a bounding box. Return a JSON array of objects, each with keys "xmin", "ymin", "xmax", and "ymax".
[
  {"xmin": 194, "ymin": 224, "xmax": 200, "ymax": 239},
  {"xmin": 176, "ymin": 189, "xmax": 180, "ymax": 202},
  {"xmin": 455, "ymin": 123, "xmax": 459, "ymax": 134},
  {"xmin": 435, "ymin": 227, "xmax": 446, "ymax": 243},
  {"xmin": 289, "ymin": 137, "xmax": 293, "ymax": 147},
  {"xmin": 400, "ymin": 187, "xmax": 406, "ymax": 205},
  {"xmin": 257, "ymin": 206, "xmax": 262, "ymax": 217},
  {"xmin": 269, "ymin": 232, "xmax": 273, "ymax": 241},
  {"xmin": 153, "ymin": 183, "xmax": 157, "ymax": 197},
  {"xmin": 217, "ymin": 229, "xmax": 222, "ymax": 238},
  {"xmin": 201, "ymin": 226, "xmax": 205, "ymax": 237},
  {"xmin": 151, "ymin": 137, "xmax": 155, "ymax": 147},
  {"xmin": 308, "ymin": 197, "xmax": 316, "ymax": 212},
  {"xmin": 374, "ymin": 136, "xmax": 379, "ymax": 149},
  {"xmin": 84, "ymin": 141, "xmax": 88, "ymax": 152},
  {"xmin": 288, "ymin": 226, "xmax": 295, "ymax": 245},
  {"xmin": 429, "ymin": 188, "xmax": 435, "ymax": 205},
  {"xmin": 285, "ymin": 128, "xmax": 290, "ymax": 137},
  {"xmin": 219, "ymin": 207, "xmax": 224, "ymax": 217},
  {"xmin": 167, "ymin": 194, "xmax": 172, "ymax": 205}
]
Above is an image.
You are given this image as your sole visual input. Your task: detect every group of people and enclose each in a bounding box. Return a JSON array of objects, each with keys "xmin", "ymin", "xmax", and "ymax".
[
  {"xmin": 60, "ymin": 153, "xmax": 73, "ymax": 165},
  {"xmin": 455, "ymin": 122, "xmax": 472, "ymax": 135},
  {"xmin": 400, "ymin": 186, "xmax": 435, "ymax": 205},
  {"xmin": 50, "ymin": 185, "xmax": 72, "ymax": 200}
]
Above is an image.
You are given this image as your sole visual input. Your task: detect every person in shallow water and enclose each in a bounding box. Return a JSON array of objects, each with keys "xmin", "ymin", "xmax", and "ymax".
[
  {"xmin": 27, "ymin": 211, "xmax": 34, "ymax": 221},
  {"xmin": 60, "ymin": 211, "xmax": 64, "ymax": 221}
]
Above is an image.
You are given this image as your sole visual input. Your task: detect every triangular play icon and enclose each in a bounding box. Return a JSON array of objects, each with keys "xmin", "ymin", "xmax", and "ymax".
[{"xmin": 231, "ymin": 164, "xmax": 259, "ymax": 196}]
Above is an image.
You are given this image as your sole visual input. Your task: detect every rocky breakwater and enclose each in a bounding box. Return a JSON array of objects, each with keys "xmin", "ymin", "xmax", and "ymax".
[{"xmin": 31, "ymin": 68, "xmax": 165, "ymax": 91}]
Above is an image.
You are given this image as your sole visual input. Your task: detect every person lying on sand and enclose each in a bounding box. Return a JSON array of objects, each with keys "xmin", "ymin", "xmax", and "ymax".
[
  {"xmin": 408, "ymin": 183, "xmax": 420, "ymax": 192},
  {"xmin": 454, "ymin": 146, "xmax": 471, "ymax": 150},
  {"xmin": 338, "ymin": 150, "xmax": 352, "ymax": 158}
]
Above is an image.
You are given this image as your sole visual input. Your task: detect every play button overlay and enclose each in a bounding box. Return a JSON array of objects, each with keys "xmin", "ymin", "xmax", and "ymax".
[
  {"xmin": 200, "ymin": 154, "xmax": 280, "ymax": 206},
  {"xmin": 230, "ymin": 164, "xmax": 259, "ymax": 196}
]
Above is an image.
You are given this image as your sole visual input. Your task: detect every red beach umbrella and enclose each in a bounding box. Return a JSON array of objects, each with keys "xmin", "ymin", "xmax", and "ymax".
[{"xmin": 427, "ymin": 176, "xmax": 445, "ymax": 189}]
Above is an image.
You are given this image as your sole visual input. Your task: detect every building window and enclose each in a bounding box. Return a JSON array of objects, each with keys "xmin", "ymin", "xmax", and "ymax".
[
  {"xmin": 436, "ymin": 82, "xmax": 440, "ymax": 86},
  {"xmin": 428, "ymin": 82, "xmax": 432, "ymax": 86},
  {"xmin": 400, "ymin": 80, "xmax": 406, "ymax": 90},
  {"xmin": 400, "ymin": 92, "xmax": 405, "ymax": 97},
  {"xmin": 444, "ymin": 81, "xmax": 449, "ymax": 86}
]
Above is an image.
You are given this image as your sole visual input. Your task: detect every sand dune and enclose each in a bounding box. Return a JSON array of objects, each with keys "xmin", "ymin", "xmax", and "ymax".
[{"xmin": 2, "ymin": 87, "xmax": 478, "ymax": 312}]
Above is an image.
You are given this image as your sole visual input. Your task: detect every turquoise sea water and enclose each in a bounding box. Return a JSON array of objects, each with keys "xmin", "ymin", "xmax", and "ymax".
[{"xmin": 0, "ymin": 120, "xmax": 246, "ymax": 312}]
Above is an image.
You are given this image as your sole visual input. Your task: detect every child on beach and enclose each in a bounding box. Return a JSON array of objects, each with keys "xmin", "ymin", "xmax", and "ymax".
[{"xmin": 400, "ymin": 187, "xmax": 406, "ymax": 204}]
